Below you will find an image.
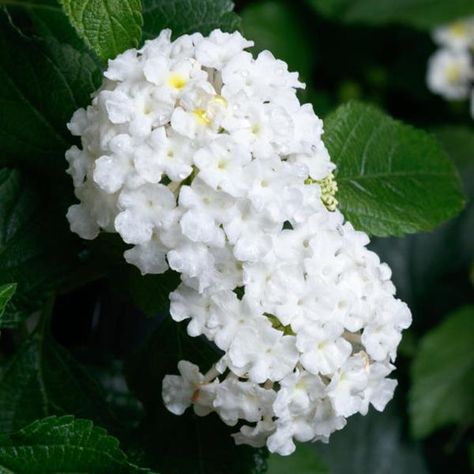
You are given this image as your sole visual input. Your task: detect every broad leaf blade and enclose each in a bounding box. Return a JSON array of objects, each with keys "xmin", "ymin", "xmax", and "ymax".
[
  {"xmin": 0, "ymin": 169, "xmax": 82, "ymax": 327},
  {"xmin": 60, "ymin": 0, "xmax": 143, "ymax": 61},
  {"xmin": 0, "ymin": 416, "xmax": 152, "ymax": 473},
  {"xmin": 409, "ymin": 306, "xmax": 474, "ymax": 438},
  {"xmin": 0, "ymin": 16, "xmax": 101, "ymax": 171},
  {"xmin": 324, "ymin": 101, "xmax": 465, "ymax": 236},
  {"xmin": 0, "ymin": 312, "xmax": 118, "ymax": 433},
  {"xmin": 142, "ymin": 0, "xmax": 240, "ymax": 39}
]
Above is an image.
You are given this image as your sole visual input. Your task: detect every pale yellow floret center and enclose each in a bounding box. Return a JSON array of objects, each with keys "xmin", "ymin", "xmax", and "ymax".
[
  {"xmin": 449, "ymin": 22, "xmax": 467, "ymax": 38},
  {"xmin": 445, "ymin": 64, "xmax": 461, "ymax": 84},
  {"xmin": 167, "ymin": 72, "xmax": 187, "ymax": 90},
  {"xmin": 193, "ymin": 108, "xmax": 211, "ymax": 125}
]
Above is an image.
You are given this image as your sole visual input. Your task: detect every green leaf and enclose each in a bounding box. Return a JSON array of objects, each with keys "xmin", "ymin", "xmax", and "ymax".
[
  {"xmin": 0, "ymin": 416, "xmax": 152, "ymax": 473},
  {"xmin": 241, "ymin": 0, "xmax": 313, "ymax": 79},
  {"xmin": 409, "ymin": 305, "xmax": 474, "ymax": 438},
  {"xmin": 125, "ymin": 317, "xmax": 268, "ymax": 474},
  {"xmin": 0, "ymin": 169, "xmax": 84, "ymax": 327},
  {"xmin": 0, "ymin": 283, "xmax": 16, "ymax": 322},
  {"xmin": 59, "ymin": 0, "xmax": 143, "ymax": 61},
  {"xmin": 307, "ymin": 0, "xmax": 474, "ymax": 30},
  {"xmin": 434, "ymin": 126, "xmax": 474, "ymax": 172},
  {"xmin": 88, "ymin": 233, "xmax": 180, "ymax": 316},
  {"xmin": 142, "ymin": 0, "xmax": 240, "ymax": 39},
  {"xmin": 2, "ymin": 0, "xmax": 86, "ymax": 48},
  {"xmin": 324, "ymin": 101, "xmax": 465, "ymax": 236},
  {"xmin": 0, "ymin": 15, "xmax": 101, "ymax": 171},
  {"xmin": 127, "ymin": 270, "xmax": 181, "ymax": 316},
  {"xmin": 314, "ymin": 399, "xmax": 429, "ymax": 474},
  {"xmin": 0, "ymin": 300, "xmax": 118, "ymax": 433},
  {"xmin": 267, "ymin": 444, "xmax": 328, "ymax": 474}
]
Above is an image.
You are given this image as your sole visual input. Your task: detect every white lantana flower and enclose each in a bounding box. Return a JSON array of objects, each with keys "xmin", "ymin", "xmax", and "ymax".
[
  {"xmin": 427, "ymin": 16, "xmax": 474, "ymax": 113},
  {"xmin": 66, "ymin": 29, "xmax": 411, "ymax": 456},
  {"xmin": 427, "ymin": 48, "xmax": 472, "ymax": 100},
  {"xmin": 433, "ymin": 16, "xmax": 474, "ymax": 51}
]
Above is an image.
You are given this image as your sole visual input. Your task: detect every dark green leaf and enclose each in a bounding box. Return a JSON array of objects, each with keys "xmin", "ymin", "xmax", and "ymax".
[
  {"xmin": 59, "ymin": 0, "xmax": 143, "ymax": 61},
  {"xmin": 409, "ymin": 305, "xmax": 474, "ymax": 438},
  {"xmin": 0, "ymin": 169, "xmax": 83, "ymax": 327},
  {"xmin": 0, "ymin": 15, "xmax": 101, "ymax": 171},
  {"xmin": 241, "ymin": 0, "xmax": 313, "ymax": 79},
  {"xmin": 267, "ymin": 443, "xmax": 328, "ymax": 474},
  {"xmin": 127, "ymin": 270, "xmax": 180, "ymax": 316},
  {"xmin": 0, "ymin": 416, "xmax": 152, "ymax": 473},
  {"xmin": 125, "ymin": 317, "xmax": 268, "ymax": 474},
  {"xmin": 142, "ymin": 0, "xmax": 240, "ymax": 39},
  {"xmin": 314, "ymin": 399, "xmax": 429, "ymax": 474},
  {"xmin": 0, "ymin": 301, "xmax": 118, "ymax": 433},
  {"xmin": 307, "ymin": 0, "xmax": 474, "ymax": 30},
  {"xmin": 0, "ymin": 283, "xmax": 16, "ymax": 322},
  {"xmin": 324, "ymin": 101, "xmax": 465, "ymax": 236},
  {"xmin": 2, "ymin": 0, "xmax": 86, "ymax": 48},
  {"xmin": 88, "ymin": 233, "xmax": 180, "ymax": 316}
]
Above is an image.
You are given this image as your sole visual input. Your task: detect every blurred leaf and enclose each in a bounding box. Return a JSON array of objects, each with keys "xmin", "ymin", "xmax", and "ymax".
[
  {"xmin": 0, "ymin": 14, "xmax": 101, "ymax": 171},
  {"xmin": 0, "ymin": 169, "xmax": 84, "ymax": 327},
  {"xmin": 89, "ymin": 233, "xmax": 181, "ymax": 316},
  {"xmin": 2, "ymin": 0, "xmax": 86, "ymax": 48},
  {"xmin": 60, "ymin": 0, "xmax": 143, "ymax": 61},
  {"xmin": 127, "ymin": 270, "xmax": 181, "ymax": 316},
  {"xmin": 0, "ymin": 300, "xmax": 118, "ymax": 433},
  {"xmin": 142, "ymin": 0, "xmax": 240, "ymax": 39},
  {"xmin": 314, "ymin": 400, "xmax": 429, "ymax": 474},
  {"xmin": 125, "ymin": 317, "xmax": 268, "ymax": 474},
  {"xmin": 470, "ymin": 443, "xmax": 474, "ymax": 471},
  {"xmin": 307, "ymin": 0, "xmax": 474, "ymax": 30},
  {"xmin": 0, "ymin": 416, "xmax": 152, "ymax": 473},
  {"xmin": 0, "ymin": 284, "xmax": 16, "ymax": 322},
  {"xmin": 241, "ymin": 0, "xmax": 313, "ymax": 79},
  {"xmin": 409, "ymin": 305, "xmax": 474, "ymax": 438},
  {"xmin": 324, "ymin": 101, "xmax": 465, "ymax": 236},
  {"xmin": 267, "ymin": 443, "xmax": 328, "ymax": 474},
  {"xmin": 434, "ymin": 126, "xmax": 474, "ymax": 175}
]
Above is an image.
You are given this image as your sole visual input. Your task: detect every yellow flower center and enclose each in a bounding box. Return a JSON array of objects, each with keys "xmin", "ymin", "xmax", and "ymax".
[
  {"xmin": 449, "ymin": 22, "xmax": 467, "ymax": 38},
  {"xmin": 167, "ymin": 73, "xmax": 187, "ymax": 90},
  {"xmin": 445, "ymin": 64, "xmax": 461, "ymax": 84},
  {"xmin": 193, "ymin": 108, "xmax": 211, "ymax": 125}
]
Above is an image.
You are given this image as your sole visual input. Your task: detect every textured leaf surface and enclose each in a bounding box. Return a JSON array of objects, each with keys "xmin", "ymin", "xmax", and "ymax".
[
  {"xmin": 0, "ymin": 16, "xmax": 101, "ymax": 170},
  {"xmin": 0, "ymin": 304, "xmax": 117, "ymax": 433},
  {"xmin": 125, "ymin": 317, "xmax": 268, "ymax": 474},
  {"xmin": 0, "ymin": 416, "xmax": 151, "ymax": 473},
  {"xmin": 307, "ymin": 0, "xmax": 474, "ymax": 30},
  {"xmin": 142, "ymin": 0, "xmax": 240, "ymax": 39},
  {"xmin": 409, "ymin": 306, "xmax": 474, "ymax": 438},
  {"xmin": 60, "ymin": 0, "xmax": 143, "ymax": 61},
  {"xmin": 324, "ymin": 102, "xmax": 465, "ymax": 236},
  {"xmin": 0, "ymin": 284, "xmax": 16, "ymax": 322}
]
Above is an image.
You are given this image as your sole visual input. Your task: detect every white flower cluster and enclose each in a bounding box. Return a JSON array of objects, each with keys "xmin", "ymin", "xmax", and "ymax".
[
  {"xmin": 427, "ymin": 17, "xmax": 474, "ymax": 116},
  {"xmin": 65, "ymin": 29, "xmax": 411, "ymax": 455}
]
